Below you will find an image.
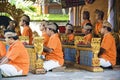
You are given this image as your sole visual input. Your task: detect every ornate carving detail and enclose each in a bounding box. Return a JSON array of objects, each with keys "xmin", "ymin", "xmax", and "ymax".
[
  {"xmin": 91, "ymin": 38, "xmax": 101, "ymax": 55},
  {"xmin": 0, "ymin": 2, "xmax": 24, "ymax": 33},
  {"xmin": 91, "ymin": 38, "xmax": 101, "ymax": 66},
  {"xmin": 19, "ymin": 36, "xmax": 29, "ymax": 45},
  {"xmin": 0, "ymin": 2, "xmax": 24, "ymax": 21},
  {"xmin": 33, "ymin": 37, "xmax": 44, "ymax": 69},
  {"xmin": 22, "ymin": 36, "xmax": 44, "ymax": 73}
]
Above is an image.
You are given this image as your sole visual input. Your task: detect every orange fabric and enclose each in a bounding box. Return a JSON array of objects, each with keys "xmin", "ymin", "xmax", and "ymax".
[
  {"xmin": 67, "ymin": 33, "xmax": 74, "ymax": 42},
  {"xmin": 84, "ymin": 33, "xmax": 92, "ymax": 44},
  {"xmin": 0, "ymin": 41, "xmax": 6, "ymax": 58},
  {"xmin": 45, "ymin": 34, "xmax": 64, "ymax": 65},
  {"xmin": 95, "ymin": 21, "xmax": 103, "ymax": 35},
  {"xmin": 42, "ymin": 31, "xmax": 50, "ymax": 47},
  {"xmin": 22, "ymin": 26, "xmax": 33, "ymax": 45},
  {"xmin": 6, "ymin": 40, "xmax": 29, "ymax": 75},
  {"xmin": 42, "ymin": 31, "xmax": 50, "ymax": 56},
  {"xmin": 100, "ymin": 33, "xmax": 116, "ymax": 66}
]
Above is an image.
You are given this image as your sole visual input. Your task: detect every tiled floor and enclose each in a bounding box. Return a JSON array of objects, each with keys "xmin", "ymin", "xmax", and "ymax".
[{"xmin": 2, "ymin": 69, "xmax": 120, "ymax": 80}]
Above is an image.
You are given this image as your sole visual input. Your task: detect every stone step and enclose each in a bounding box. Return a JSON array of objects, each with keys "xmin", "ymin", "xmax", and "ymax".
[{"xmin": 52, "ymin": 66, "xmax": 66, "ymax": 72}]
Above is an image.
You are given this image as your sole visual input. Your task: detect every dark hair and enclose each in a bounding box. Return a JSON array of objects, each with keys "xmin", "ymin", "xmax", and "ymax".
[
  {"xmin": 66, "ymin": 23, "xmax": 74, "ymax": 33},
  {"xmin": 8, "ymin": 36, "xmax": 19, "ymax": 40},
  {"xmin": 22, "ymin": 14, "xmax": 30, "ymax": 25},
  {"xmin": 70, "ymin": 30, "xmax": 73, "ymax": 33},
  {"xmin": 107, "ymin": 27, "xmax": 112, "ymax": 32},
  {"xmin": 23, "ymin": 20, "xmax": 29, "ymax": 25},
  {"xmin": 4, "ymin": 30, "xmax": 19, "ymax": 40},
  {"xmin": 53, "ymin": 22, "xmax": 59, "ymax": 33},
  {"xmin": 86, "ymin": 23, "xmax": 92, "ymax": 27},
  {"xmin": 103, "ymin": 26, "xmax": 112, "ymax": 32},
  {"xmin": 66, "ymin": 23, "xmax": 73, "ymax": 27},
  {"xmin": 85, "ymin": 23, "xmax": 93, "ymax": 32},
  {"xmin": 83, "ymin": 11, "xmax": 90, "ymax": 20},
  {"xmin": 48, "ymin": 28, "xmax": 55, "ymax": 33},
  {"xmin": 47, "ymin": 22, "xmax": 59, "ymax": 33},
  {"xmin": 95, "ymin": 9, "xmax": 104, "ymax": 20}
]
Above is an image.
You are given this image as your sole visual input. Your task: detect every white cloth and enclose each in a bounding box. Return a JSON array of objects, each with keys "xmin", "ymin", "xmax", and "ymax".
[
  {"xmin": 43, "ymin": 60, "xmax": 61, "ymax": 71},
  {"xmin": 0, "ymin": 64, "xmax": 22, "ymax": 77},
  {"xmin": 99, "ymin": 58, "xmax": 112, "ymax": 67}
]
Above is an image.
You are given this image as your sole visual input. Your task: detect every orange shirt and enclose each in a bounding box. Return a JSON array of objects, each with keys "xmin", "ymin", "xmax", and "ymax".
[
  {"xmin": 42, "ymin": 31, "xmax": 50, "ymax": 47},
  {"xmin": 95, "ymin": 21, "xmax": 103, "ymax": 35},
  {"xmin": 100, "ymin": 33, "xmax": 116, "ymax": 66},
  {"xmin": 67, "ymin": 33, "xmax": 74, "ymax": 42},
  {"xmin": 42, "ymin": 31, "xmax": 50, "ymax": 56},
  {"xmin": 6, "ymin": 40, "xmax": 29, "ymax": 75},
  {"xmin": 0, "ymin": 41, "xmax": 6, "ymax": 58},
  {"xmin": 45, "ymin": 34, "xmax": 64, "ymax": 65},
  {"xmin": 84, "ymin": 33, "xmax": 92, "ymax": 44},
  {"xmin": 22, "ymin": 26, "xmax": 33, "ymax": 45}
]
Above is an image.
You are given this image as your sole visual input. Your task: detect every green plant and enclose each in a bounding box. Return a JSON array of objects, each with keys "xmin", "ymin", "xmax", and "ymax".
[{"xmin": 8, "ymin": 0, "xmax": 69, "ymax": 21}]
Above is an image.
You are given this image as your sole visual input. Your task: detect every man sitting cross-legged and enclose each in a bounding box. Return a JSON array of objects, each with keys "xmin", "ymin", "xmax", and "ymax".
[
  {"xmin": 0, "ymin": 30, "xmax": 29, "ymax": 77},
  {"xmin": 40, "ymin": 22, "xmax": 64, "ymax": 73},
  {"xmin": 98, "ymin": 21, "xmax": 116, "ymax": 69}
]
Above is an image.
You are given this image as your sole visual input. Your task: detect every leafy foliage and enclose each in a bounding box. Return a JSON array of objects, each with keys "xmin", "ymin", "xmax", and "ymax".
[{"xmin": 8, "ymin": 0, "xmax": 69, "ymax": 21}]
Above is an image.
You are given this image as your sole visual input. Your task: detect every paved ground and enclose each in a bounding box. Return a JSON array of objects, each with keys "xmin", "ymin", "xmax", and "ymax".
[{"xmin": 2, "ymin": 69, "xmax": 120, "ymax": 80}]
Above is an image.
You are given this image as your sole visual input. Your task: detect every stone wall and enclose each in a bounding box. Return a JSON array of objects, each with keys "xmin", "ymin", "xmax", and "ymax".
[{"xmin": 81, "ymin": 0, "xmax": 108, "ymax": 26}]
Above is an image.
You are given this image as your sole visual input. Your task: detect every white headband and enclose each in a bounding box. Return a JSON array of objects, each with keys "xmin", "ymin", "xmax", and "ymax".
[
  {"xmin": 84, "ymin": 25, "xmax": 92, "ymax": 30},
  {"xmin": 5, "ymin": 32, "xmax": 17, "ymax": 37}
]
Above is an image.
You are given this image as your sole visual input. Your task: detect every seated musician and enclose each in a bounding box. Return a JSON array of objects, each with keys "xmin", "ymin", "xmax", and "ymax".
[
  {"xmin": 65, "ymin": 23, "xmax": 74, "ymax": 45},
  {"xmin": 98, "ymin": 21, "xmax": 116, "ymax": 68},
  {"xmin": 0, "ymin": 30, "xmax": 29, "ymax": 77},
  {"xmin": 81, "ymin": 11, "xmax": 91, "ymax": 33},
  {"xmin": 41, "ymin": 22, "xmax": 64, "ymax": 72},
  {"xmin": 19, "ymin": 14, "xmax": 33, "ymax": 45},
  {"xmin": 0, "ymin": 41, "xmax": 6, "ymax": 59},
  {"xmin": 94, "ymin": 9, "xmax": 104, "ymax": 37},
  {"xmin": 39, "ymin": 20, "xmax": 49, "ymax": 47},
  {"xmin": 83, "ymin": 23, "xmax": 93, "ymax": 45}
]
